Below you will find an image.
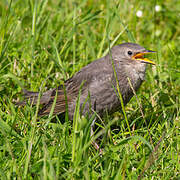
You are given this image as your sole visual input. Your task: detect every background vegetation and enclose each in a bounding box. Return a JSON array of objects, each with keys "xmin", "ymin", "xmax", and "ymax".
[{"xmin": 0, "ymin": 0, "xmax": 179, "ymax": 179}]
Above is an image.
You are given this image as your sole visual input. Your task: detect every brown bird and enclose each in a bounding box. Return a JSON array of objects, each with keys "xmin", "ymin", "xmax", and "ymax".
[{"xmin": 18, "ymin": 43, "xmax": 155, "ymax": 120}]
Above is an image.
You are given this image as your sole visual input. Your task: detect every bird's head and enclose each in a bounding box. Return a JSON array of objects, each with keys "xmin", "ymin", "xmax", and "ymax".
[{"xmin": 111, "ymin": 42, "xmax": 156, "ymax": 65}]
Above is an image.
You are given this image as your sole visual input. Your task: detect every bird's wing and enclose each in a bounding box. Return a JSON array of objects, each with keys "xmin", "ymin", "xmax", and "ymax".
[
  {"xmin": 40, "ymin": 57, "xmax": 114, "ymax": 116},
  {"xmin": 38, "ymin": 87, "xmax": 68, "ymax": 116},
  {"xmin": 65, "ymin": 58, "xmax": 115, "ymax": 109},
  {"xmin": 65, "ymin": 57, "xmax": 114, "ymax": 95}
]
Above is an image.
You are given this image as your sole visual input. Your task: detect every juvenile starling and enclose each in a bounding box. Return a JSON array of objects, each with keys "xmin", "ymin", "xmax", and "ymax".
[{"xmin": 19, "ymin": 43, "xmax": 155, "ymax": 119}]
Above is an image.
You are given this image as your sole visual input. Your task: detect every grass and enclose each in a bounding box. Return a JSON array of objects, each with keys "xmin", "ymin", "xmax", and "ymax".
[{"xmin": 0, "ymin": 0, "xmax": 179, "ymax": 179}]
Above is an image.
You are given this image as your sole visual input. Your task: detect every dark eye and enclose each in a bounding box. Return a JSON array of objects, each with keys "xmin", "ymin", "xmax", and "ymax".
[{"xmin": 128, "ymin": 51, "xmax": 133, "ymax": 56}]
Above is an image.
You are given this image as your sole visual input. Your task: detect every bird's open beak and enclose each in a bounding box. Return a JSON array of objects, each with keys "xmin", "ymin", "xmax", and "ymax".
[{"xmin": 132, "ymin": 50, "xmax": 156, "ymax": 65}]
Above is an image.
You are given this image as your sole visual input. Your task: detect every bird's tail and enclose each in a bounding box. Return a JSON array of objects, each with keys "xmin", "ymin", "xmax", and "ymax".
[
  {"xmin": 16, "ymin": 88, "xmax": 67, "ymax": 116},
  {"xmin": 16, "ymin": 89, "xmax": 53, "ymax": 106}
]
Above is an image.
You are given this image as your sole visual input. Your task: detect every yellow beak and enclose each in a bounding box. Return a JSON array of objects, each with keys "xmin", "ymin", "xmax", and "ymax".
[{"xmin": 132, "ymin": 50, "xmax": 156, "ymax": 65}]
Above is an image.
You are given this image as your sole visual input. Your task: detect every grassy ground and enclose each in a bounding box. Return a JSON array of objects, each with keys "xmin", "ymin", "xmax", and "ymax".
[{"xmin": 0, "ymin": 0, "xmax": 179, "ymax": 179}]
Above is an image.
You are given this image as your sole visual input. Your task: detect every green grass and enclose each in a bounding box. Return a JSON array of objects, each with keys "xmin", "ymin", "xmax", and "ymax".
[{"xmin": 0, "ymin": 0, "xmax": 179, "ymax": 179}]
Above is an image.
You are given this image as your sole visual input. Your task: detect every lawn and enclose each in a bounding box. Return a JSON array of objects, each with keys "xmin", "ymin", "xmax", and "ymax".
[{"xmin": 0, "ymin": 0, "xmax": 179, "ymax": 179}]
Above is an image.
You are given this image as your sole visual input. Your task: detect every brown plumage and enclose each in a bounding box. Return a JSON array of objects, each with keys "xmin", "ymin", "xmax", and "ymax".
[{"xmin": 18, "ymin": 43, "xmax": 155, "ymax": 120}]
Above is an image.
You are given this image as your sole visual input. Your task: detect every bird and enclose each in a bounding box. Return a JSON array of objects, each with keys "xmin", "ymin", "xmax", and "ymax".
[{"xmin": 18, "ymin": 43, "xmax": 155, "ymax": 120}]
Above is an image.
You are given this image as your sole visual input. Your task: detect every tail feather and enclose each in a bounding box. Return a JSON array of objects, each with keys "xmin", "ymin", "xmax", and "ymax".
[
  {"xmin": 16, "ymin": 89, "xmax": 54, "ymax": 106},
  {"xmin": 23, "ymin": 89, "xmax": 39, "ymax": 98},
  {"xmin": 17, "ymin": 88, "xmax": 67, "ymax": 116}
]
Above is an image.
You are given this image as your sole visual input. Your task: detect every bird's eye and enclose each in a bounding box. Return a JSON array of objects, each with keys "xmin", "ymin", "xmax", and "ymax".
[{"xmin": 128, "ymin": 51, "xmax": 133, "ymax": 56}]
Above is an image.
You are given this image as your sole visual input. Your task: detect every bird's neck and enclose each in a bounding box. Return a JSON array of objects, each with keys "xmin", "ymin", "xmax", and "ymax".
[
  {"xmin": 114, "ymin": 61, "xmax": 147, "ymax": 94},
  {"xmin": 119, "ymin": 61, "xmax": 146, "ymax": 81}
]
